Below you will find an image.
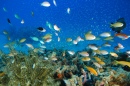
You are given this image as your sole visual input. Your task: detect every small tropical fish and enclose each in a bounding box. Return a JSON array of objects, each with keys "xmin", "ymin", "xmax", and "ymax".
[
  {"xmin": 3, "ymin": 44, "xmax": 9, "ymax": 48},
  {"xmin": 41, "ymin": 1, "xmax": 50, "ymax": 7},
  {"xmin": 102, "ymin": 42, "xmax": 111, "ymax": 47},
  {"xmin": 21, "ymin": 19, "xmax": 24, "ymax": 24},
  {"xmin": 37, "ymin": 27, "xmax": 46, "ymax": 32},
  {"xmin": 100, "ymin": 32, "xmax": 111, "ymax": 37},
  {"xmin": 86, "ymin": 66, "xmax": 98, "ymax": 76},
  {"xmin": 31, "ymin": 11, "xmax": 34, "ymax": 16},
  {"xmin": 82, "ymin": 57, "xmax": 91, "ymax": 61},
  {"xmin": 85, "ymin": 32, "xmax": 96, "ymax": 40},
  {"xmin": 19, "ymin": 38, "xmax": 26, "ymax": 43},
  {"xmin": 58, "ymin": 36, "xmax": 60, "ymax": 42},
  {"xmin": 110, "ymin": 18, "xmax": 126, "ymax": 33},
  {"xmin": 30, "ymin": 37, "xmax": 39, "ymax": 41},
  {"xmin": 14, "ymin": 14, "xmax": 20, "ymax": 19},
  {"xmin": 66, "ymin": 38, "xmax": 72, "ymax": 42},
  {"xmin": 126, "ymin": 50, "xmax": 130, "ymax": 54},
  {"xmin": 46, "ymin": 21, "xmax": 53, "ymax": 30},
  {"xmin": 79, "ymin": 51, "xmax": 89, "ymax": 57},
  {"xmin": 115, "ymin": 33, "xmax": 130, "ymax": 40},
  {"xmin": 76, "ymin": 36, "xmax": 84, "ymax": 42},
  {"xmin": 115, "ymin": 61, "xmax": 130, "ymax": 67},
  {"xmin": 73, "ymin": 40, "xmax": 78, "ymax": 45},
  {"xmin": 88, "ymin": 44, "xmax": 99, "ymax": 50},
  {"xmin": 53, "ymin": 0, "xmax": 57, "ymax": 6},
  {"xmin": 3, "ymin": 30, "xmax": 8, "ymax": 35},
  {"xmin": 45, "ymin": 38, "xmax": 52, "ymax": 43},
  {"xmin": 39, "ymin": 40, "xmax": 44, "ymax": 44},
  {"xmin": 94, "ymin": 56, "xmax": 102, "ymax": 62},
  {"xmin": 98, "ymin": 61, "xmax": 105, "ymax": 65},
  {"xmin": 3, "ymin": 7, "xmax": 7, "ymax": 12},
  {"xmin": 42, "ymin": 34, "xmax": 52, "ymax": 40},
  {"xmin": 93, "ymin": 62, "xmax": 102, "ymax": 68},
  {"xmin": 118, "ymin": 43, "xmax": 124, "ymax": 49},
  {"xmin": 54, "ymin": 24, "xmax": 60, "ymax": 32},
  {"xmin": 26, "ymin": 43, "xmax": 34, "ymax": 49},
  {"xmin": 7, "ymin": 18, "xmax": 11, "ymax": 24},
  {"xmin": 68, "ymin": 51, "xmax": 75, "ymax": 55},
  {"xmin": 67, "ymin": 8, "xmax": 70, "ymax": 14},
  {"xmin": 110, "ymin": 52, "xmax": 118, "ymax": 58},
  {"xmin": 100, "ymin": 50, "xmax": 108, "ymax": 55},
  {"xmin": 104, "ymin": 36, "xmax": 114, "ymax": 41}
]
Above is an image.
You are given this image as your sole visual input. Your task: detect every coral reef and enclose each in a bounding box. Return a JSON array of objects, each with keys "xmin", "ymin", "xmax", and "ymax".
[{"xmin": 0, "ymin": 48, "xmax": 59, "ymax": 86}]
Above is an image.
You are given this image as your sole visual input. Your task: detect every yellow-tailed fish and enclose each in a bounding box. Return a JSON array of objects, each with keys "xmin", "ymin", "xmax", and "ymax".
[{"xmin": 86, "ymin": 66, "xmax": 98, "ymax": 76}]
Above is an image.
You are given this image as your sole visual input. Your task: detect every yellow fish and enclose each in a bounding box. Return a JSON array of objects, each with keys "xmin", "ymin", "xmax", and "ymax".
[
  {"xmin": 116, "ymin": 61, "xmax": 130, "ymax": 67},
  {"xmin": 86, "ymin": 66, "xmax": 98, "ymax": 76},
  {"xmin": 94, "ymin": 56, "xmax": 102, "ymax": 62},
  {"xmin": 82, "ymin": 57, "xmax": 91, "ymax": 61},
  {"xmin": 19, "ymin": 38, "xmax": 26, "ymax": 43}
]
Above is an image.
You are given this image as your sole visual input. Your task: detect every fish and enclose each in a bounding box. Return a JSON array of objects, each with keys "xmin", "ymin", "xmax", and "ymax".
[
  {"xmin": 41, "ymin": 1, "xmax": 50, "ymax": 7},
  {"xmin": 3, "ymin": 7, "xmax": 7, "ymax": 12},
  {"xmin": 73, "ymin": 40, "xmax": 78, "ymax": 45},
  {"xmin": 45, "ymin": 38, "xmax": 52, "ymax": 43},
  {"xmin": 19, "ymin": 38, "xmax": 26, "ymax": 43},
  {"xmin": 102, "ymin": 42, "xmax": 111, "ymax": 47},
  {"xmin": 86, "ymin": 66, "xmax": 98, "ymax": 76},
  {"xmin": 100, "ymin": 50, "xmax": 108, "ymax": 55},
  {"xmin": 46, "ymin": 21, "xmax": 54, "ymax": 30},
  {"xmin": 66, "ymin": 38, "xmax": 72, "ymax": 42},
  {"xmin": 37, "ymin": 27, "xmax": 46, "ymax": 32},
  {"xmin": 76, "ymin": 36, "xmax": 84, "ymax": 42},
  {"xmin": 79, "ymin": 51, "xmax": 89, "ymax": 57},
  {"xmin": 88, "ymin": 44, "xmax": 99, "ymax": 50},
  {"xmin": 7, "ymin": 18, "xmax": 11, "ymax": 24},
  {"xmin": 85, "ymin": 32, "xmax": 96, "ymax": 40},
  {"xmin": 117, "ymin": 43, "xmax": 124, "ymax": 49},
  {"xmin": 53, "ymin": 0, "xmax": 57, "ymax": 6},
  {"xmin": 14, "ymin": 14, "xmax": 20, "ymax": 19},
  {"xmin": 30, "ymin": 37, "xmax": 39, "ymax": 41},
  {"xmin": 110, "ymin": 18, "xmax": 126, "ymax": 33},
  {"xmin": 104, "ymin": 36, "xmax": 114, "ymax": 41},
  {"xmin": 42, "ymin": 34, "xmax": 52, "ymax": 40},
  {"xmin": 100, "ymin": 32, "xmax": 111, "ymax": 37},
  {"xmin": 115, "ymin": 33, "xmax": 130, "ymax": 40},
  {"xmin": 93, "ymin": 62, "xmax": 102, "ymax": 68},
  {"xmin": 54, "ymin": 24, "xmax": 60, "ymax": 32},
  {"xmin": 68, "ymin": 51, "xmax": 75, "ymax": 55},
  {"xmin": 110, "ymin": 52, "xmax": 118, "ymax": 58},
  {"xmin": 82, "ymin": 57, "xmax": 91, "ymax": 61},
  {"xmin": 67, "ymin": 8, "xmax": 70, "ymax": 14},
  {"xmin": 26, "ymin": 43, "xmax": 34, "ymax": 49},
  {"xmin": 21, "ymin": 19, "xmax": 24, "ymax": 24},
  {"xmin": 31, "ymin": 11, "xmax": 34, "ymax": 16},
  {"xmin": 3, "ymin": 30, "xmax": 8, "ymax": 35},
  {"xmin": 115, "ymin": 61, "xmax": 130, "ymax": 67}
]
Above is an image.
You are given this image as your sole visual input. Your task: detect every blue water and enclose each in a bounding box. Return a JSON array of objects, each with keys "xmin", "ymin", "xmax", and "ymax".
[{"xmin": 0, "ymin": 0, "xmax": 130, "ymax": 53}]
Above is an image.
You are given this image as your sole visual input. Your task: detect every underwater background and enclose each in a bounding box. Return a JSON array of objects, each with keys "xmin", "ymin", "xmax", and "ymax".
[
  {"xmin": 0, "ymin": 0, "xmax": 130, "ymax": 53},
  {"xmin": 1, "ymin": 0, "xmax": 130, "ymax": 86}
]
